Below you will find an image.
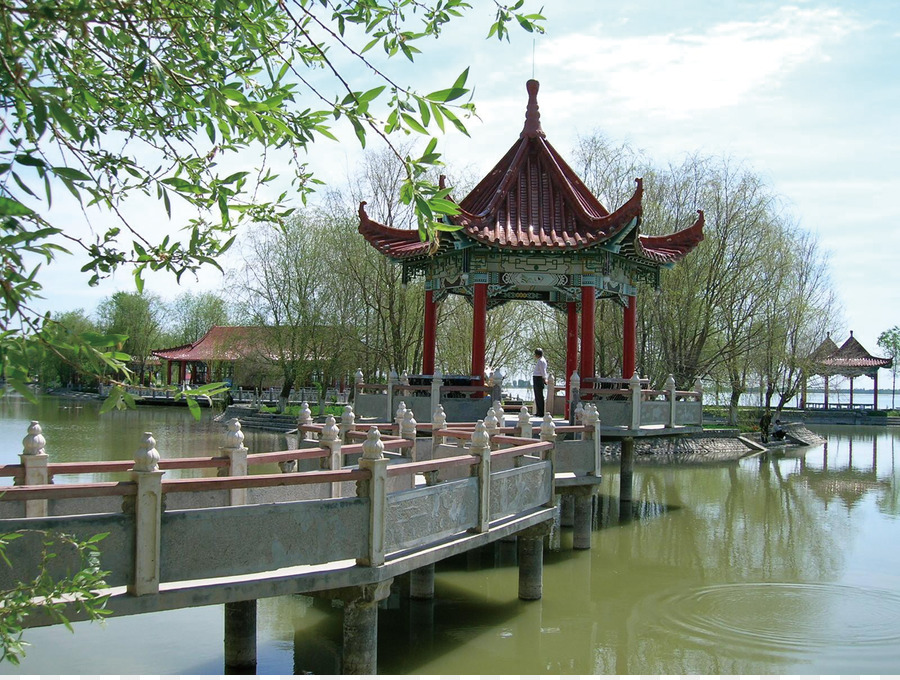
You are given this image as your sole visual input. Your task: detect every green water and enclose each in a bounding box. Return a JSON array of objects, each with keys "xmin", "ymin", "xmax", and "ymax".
[{"xmin": 2, "ymin": 396, "xmax": 899, "ymax": 674}]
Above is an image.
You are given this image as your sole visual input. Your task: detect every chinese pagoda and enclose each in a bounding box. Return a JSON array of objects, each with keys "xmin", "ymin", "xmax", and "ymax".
[
  {"xmin": 359, "ymin": 80, "xmax": 704, "ymax": 402},
  {"xmin": 805, "ymin": 332, "xmax": 892, "ymax": 409}
]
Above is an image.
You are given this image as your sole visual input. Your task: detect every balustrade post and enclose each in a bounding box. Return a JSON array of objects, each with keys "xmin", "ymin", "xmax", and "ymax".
[
  {"xmin": 569, "ymin": 371, "xmax": 581, "ymax": 426},
  {"xmin": 357, "ymin": 428, "xmax": 388, "ymax": 567},
  {"xmin": 583, "ymin": 404, "xmax": 602, "ymax": 477},
  {"xmin": 129, "ymin": 432, "xmax": 164, "ymax": 596},
  {"xmin": 470, "ymin": 421, "xmax": 491, "ymax": 533},
  {"xmin": 574, "ymin": 402, "xmax": 585, "ymax": 426},
  {"xmin": 340, "ymin": 404, "xmax": 356, "ymax": 444},
  {"xmin": 517, "ymin": 406, "xmax": 533, "ymax": 439},
  {"xmin": 354, "ymin": 368, "xmax": 364, "ymax": 404},
  {"xmin": 392, "ymin": 399, "xmax": 405, "ymax": 430},
  {"xmin": 400, "ymin": 371, "xmax": 409, "ymax": 386},
  {"xmin": 430, "ymin": 369, "xmax": 443, "ymax": 420},
  {"xmin": 386, "ymin": 370, "xmax": 397, "ymax": 423},
  {"xmin": 491, "ymin": 370, "xmax": 504, "ymax": 404},
  {"xmin": 321, "ymin": 416, "xmax": 343, "ymax": 498},
  {"xmin": 540, "ymin": 415, "xmax": 557, "ymax": 507},
  {"xmin": 484, "ymin": 408, "xmax": 499, "ymax": 439},
  {"xmin": 20, "ymin": 421, "xmax": 49, "ymax": 517},
  {"xmin": 694, "ymin": 378, "xmax": 704, "ymax": 425},
  {"xmin": 298, "ymin": 401, "xmax": 313, "ymax": 441},
  {"xmin": 666, "ymin": 374, "xmax": 677, "ymax": 427},
  {"xmin": 546, "ymin": 372, "xmax": 555, "ymax": 416},
  {"xmin": 629, "ymin": 372, "xmax": 642, "ymax": 430},
  {"xmin": 220, "ymin": 419, "xmax": 248, "ymax": 506},
  {"xmin": 400, "ymin": 408, "xmax": 418, "ymax": 461},
  {"xmin": 493, "ymin": 400, "xmax": 504, "ymax": 426},
  {"xmin": 432, "ymin": 405, "xmax": 447, "ymax": 452}
]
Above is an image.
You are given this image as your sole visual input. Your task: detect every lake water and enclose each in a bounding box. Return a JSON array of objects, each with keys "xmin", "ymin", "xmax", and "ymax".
[{"xmin": 2, "ymin": 396, "xmax": 899, "ymax": 674}]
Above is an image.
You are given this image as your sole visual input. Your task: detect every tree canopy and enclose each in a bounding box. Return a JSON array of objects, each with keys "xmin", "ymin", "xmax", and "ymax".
[{"xmin": 0, "ymin": 0, "xmax": 544, "ymax": 405}]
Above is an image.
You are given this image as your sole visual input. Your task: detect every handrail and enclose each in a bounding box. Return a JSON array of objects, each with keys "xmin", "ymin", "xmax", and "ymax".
[
  {"xmin": 386, "ymin": 454, "xmax": 480, "ymax": 477},
  {"xmin": 0, "ymin": 481, "xmax": 137, "ymax": 501},
  {"xmin": 48, "ymin": 456, "xmax": 230, "ymax": 475},
  {"xmin": 161, "ymin": 468, "xmax": 369, "ymax": 493},
  {"xmin": 491, "ymin": 441, "xmax": 553, "ymax": 460},
  {"xmin": 0, "ymin": 465, "xmax": 21, "ymax": 478}
]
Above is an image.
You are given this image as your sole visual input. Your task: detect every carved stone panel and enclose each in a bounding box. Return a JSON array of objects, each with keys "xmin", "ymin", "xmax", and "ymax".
[
  {"xmin": 384, "ymin": 478, "xmax": 478, "ymax": 553},
  {"xmin": 489, "ymin": 463, "xmax": 551, "ymax": 520}
]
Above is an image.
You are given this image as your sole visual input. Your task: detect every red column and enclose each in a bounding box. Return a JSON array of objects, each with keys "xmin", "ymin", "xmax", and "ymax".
[
  {"xmin": 423, "ymin": 289, "xmax": 437, "ymax": 375},
  {"xmin": 623, "ymin": 294, "xmax": 636, "ymax": 379},
  {"xmin": 166, "ymin": 360, "xmax": 172, "ymax": 386},
  {"xmin": 850, "ymin": 376, "xmax": 855, "ymax": 408},
  {"xmin": 824, "ymin": 375, "xmax": 829, "ymax": 409},
  {"xmin": 874, "ymin": 371, "xmax": 879, "ymax": 410},
  {"xmin": 565, "ymin": 301, "xmax": 579, "ymax": 418},
  {"xmin": 580, "ymin": 286, "xmax": 595, "ymax": 381},
  {"xmin": 471, "ymin": 283, "xmax": 488, "ymax": 384}
]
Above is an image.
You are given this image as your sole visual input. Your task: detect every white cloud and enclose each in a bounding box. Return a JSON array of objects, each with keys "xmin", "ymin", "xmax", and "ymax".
[{"xmin": 536, "ymin": 6, "xmax": 862, "ymax": 118}]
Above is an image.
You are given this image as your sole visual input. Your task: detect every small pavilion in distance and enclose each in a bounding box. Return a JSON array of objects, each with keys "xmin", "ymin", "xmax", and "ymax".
[
  {"xmin": 358, "ymin": 80, "xmax": 704, "ymax": 414},
  {"xmin": 804, "ymin": 332, "xmax": 892, "ymax": 410}
]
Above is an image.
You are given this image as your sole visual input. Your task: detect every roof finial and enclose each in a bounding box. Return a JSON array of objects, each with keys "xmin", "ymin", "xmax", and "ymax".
[{"xmin": 521, "ymin": 79, "xmax": 544, "ymax": 139}]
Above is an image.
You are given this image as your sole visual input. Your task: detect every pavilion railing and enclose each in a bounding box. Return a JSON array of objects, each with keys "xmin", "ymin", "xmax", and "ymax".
[
  {"xmin": 568, "ymin": 372, "xmax": 703, "ymax": 430},
  {"xmin": 353, "ymin": 370, "xmax": 502, "ymax": 422}
]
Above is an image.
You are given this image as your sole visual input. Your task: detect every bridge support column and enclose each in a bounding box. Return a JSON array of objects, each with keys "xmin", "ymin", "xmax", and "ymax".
[
  {"xmin": 573, "ymin": 494, "xmax": 594, "ymax": 550},
  {"xmin": 410, "ymin": 563, "xmax": 435, "ymax": 600},
  {"xmin": 224, "ymin": 599, "xmax": 257, "ymax": 674},
  {"xmin": 560, "ymin": 494, "xmax": 575, "ymax": 527},
  {"xmin": 314, "ymin": 579, "xmax": 393, "ymax": 675},
  {"xmin": 620, "ymin": 437, "xmax": 634, "ymax": 517},
  {"xmin": 517, "ymin": 521, "xmax": 552, "ymax": 601}
]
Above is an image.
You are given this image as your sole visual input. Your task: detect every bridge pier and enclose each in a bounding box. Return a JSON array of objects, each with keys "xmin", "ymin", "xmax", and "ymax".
[
  {"xmin": 620, "ymin": 436, "xmax": 634, "ymax": 510},
  {"xmin": 314, "ymin": 579, "xmax": 393, "ymax": 674},
  {"xmin": 573, "ymin": 494, "xmax": 594, "ymax": 550},
  {"xmin": 410, "ymin": 563, "xmax": 435, "ymax": 599},
  {"xmin": 560, "ymin": 494, "xmax": 575, "ymax": 527},
  {"xmin": 517, "ymin": 521, "xmax": 553, "ymax": 600},
  {"xmin": 224, "ymin": 599, "xmax": 257, "ymax": 674}
]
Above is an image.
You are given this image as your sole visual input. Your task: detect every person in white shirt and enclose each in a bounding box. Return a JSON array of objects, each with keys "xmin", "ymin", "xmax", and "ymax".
[{"xmin": 532, "ymin": 348, "xmax": 548, "ymax": 417}]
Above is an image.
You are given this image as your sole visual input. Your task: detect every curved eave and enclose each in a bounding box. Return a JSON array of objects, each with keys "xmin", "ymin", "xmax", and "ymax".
[
  {"xmin": 152, "ymin": 342, "xmax": 194, "ymax": 361},
  {"xmin": 357, "ymin": 201, "xmax": 434, "ymax": 261},
  {"xmin": 635, "ymin": 210, "xmax": 705, "ymax": 264}
]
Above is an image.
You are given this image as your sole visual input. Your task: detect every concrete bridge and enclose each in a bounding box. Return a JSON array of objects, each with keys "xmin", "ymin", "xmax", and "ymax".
[{"xmin": 0, "ymin": 403, "xmax": 604, "ymax": 673}]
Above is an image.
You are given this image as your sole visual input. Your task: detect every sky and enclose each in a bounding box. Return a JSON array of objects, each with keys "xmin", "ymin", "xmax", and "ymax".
[{"xmin": 33, "ymin": 0, "xmax": 900, "ymax": 385}]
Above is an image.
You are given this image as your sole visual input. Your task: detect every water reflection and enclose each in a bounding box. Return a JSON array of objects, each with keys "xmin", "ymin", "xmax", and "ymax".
[{"xmin": 3, "ymin": 401, "xmax": 900, "ymax": 674}]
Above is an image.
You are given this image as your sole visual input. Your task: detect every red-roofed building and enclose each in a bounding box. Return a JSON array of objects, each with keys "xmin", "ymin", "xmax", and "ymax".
[
  {"xmin": 804, "ymin": 332, "xmax": 892, "ymax": 409},
  {"xmin": 152, "ymin": 326, "xmax": 280, "ymax": 387},
  {"xmin": 359, "ymin": 80, "xmax": 703, "ymax": 411}
]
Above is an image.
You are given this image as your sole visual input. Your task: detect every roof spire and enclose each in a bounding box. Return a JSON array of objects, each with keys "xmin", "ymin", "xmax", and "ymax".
[{"xmin": 521, "ymin": 79, "xmax": 544, "ymax": 139}]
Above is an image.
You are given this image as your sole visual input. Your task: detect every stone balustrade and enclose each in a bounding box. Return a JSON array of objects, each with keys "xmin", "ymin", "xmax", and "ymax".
[{"xmin": 568, "ymin": 372, "xmax": 703, "ymax": 430}]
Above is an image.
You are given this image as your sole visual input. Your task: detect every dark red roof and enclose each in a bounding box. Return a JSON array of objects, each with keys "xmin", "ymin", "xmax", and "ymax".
[
  {"xmin": 358, "ymin": 79, "xmax": 704, "ymax": 261},
  {"xmin": 152, "ymin": 326, "xmax": 267, "ymax": 362},
  {"xmin": 815, "ymin": 332, "xmax": 892, "ymax": 376}
]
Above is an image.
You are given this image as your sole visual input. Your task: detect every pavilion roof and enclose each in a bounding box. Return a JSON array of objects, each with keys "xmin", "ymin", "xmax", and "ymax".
[
  {"xmin": 358, "ymin": 80, "xmax": 704, "ymax": 263},
  {"xmin": 814, "ymin": 332, "xmax": 892, "ymax": 377},
  {"xmin": 152, "ymin": 326, "xmax": 268, "ymax": 362}
]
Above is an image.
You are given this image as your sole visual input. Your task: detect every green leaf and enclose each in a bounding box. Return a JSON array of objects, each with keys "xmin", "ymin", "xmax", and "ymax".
[
  {"xmin": 52, "ymin": 167, "xmax": 91, "ymax": 182},
  {"xmin": 48, "ymin": 102, "xmax": 80, "ymax": 140},
  {"xmin": 401, "ymin": 113, "xmax": 428, "ymax": 135},
  {"xmin": 350, "ymin": 117, "xmax": 367, "ymax": 148},
  {"xmin": 0, "ymin": 197, "xmax": 34, "ymax": 217}
]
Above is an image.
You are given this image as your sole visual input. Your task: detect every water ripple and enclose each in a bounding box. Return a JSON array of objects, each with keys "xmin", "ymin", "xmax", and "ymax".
[{"xmin": 648, "ymin": 582, "xmax": 900, "ymax": 658}]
